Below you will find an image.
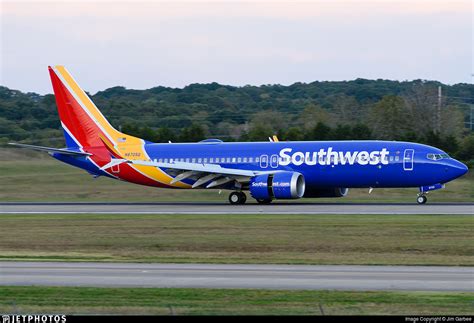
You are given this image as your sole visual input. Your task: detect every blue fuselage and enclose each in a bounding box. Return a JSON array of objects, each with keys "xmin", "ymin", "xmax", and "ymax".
[{"xmin": 142, "ymin": 140, "xmax": 468, "ymax": 189}]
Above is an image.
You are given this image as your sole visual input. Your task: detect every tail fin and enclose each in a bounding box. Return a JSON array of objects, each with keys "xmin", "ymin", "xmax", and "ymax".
[{"xmin": 48, "ymin": 66, "xmax": 130, "ymax": 149}]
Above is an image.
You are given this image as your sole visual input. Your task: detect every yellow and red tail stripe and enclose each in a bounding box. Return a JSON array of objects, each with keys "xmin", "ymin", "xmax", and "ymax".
[{"xmin": 49, "ymin": 65, "xmax": 189, "ymax": 188}]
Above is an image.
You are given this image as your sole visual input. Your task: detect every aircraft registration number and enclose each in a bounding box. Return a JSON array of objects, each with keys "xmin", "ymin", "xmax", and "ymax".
[{"xmin": 124, "ymin": 152, "xmax": 142, "ymax": 157}]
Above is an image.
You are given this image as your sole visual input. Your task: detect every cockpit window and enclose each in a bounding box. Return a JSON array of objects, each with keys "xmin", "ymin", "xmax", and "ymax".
[{"xmin": 427, "ymin": 153, "xmax": 450, "ymax": 161}]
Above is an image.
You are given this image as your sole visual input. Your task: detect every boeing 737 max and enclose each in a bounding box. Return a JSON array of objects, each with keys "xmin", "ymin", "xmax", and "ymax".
[{"xmin": 10, "ymin": 66, "xmax": 469, "ymax": 204}]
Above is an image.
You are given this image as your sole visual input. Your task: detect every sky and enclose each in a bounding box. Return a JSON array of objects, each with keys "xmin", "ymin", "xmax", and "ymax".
[{"xmin": 0, "ymin": 0, "xmax": 472, "ymax": 94}]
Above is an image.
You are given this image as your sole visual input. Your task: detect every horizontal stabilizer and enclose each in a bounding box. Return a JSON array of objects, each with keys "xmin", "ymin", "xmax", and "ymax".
[
  {"xmin": 99, "ymin": 158, "xmax": 129, "ymax": 171},
  {"xmin": 8, "ymin": 143, "xmax": 91, "ymax": 156}
]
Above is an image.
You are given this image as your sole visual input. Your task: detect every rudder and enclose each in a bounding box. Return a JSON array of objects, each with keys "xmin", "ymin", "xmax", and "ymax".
[{"xmin": 49, "ymin": 65, "xmax": 124, "ymax": 149}]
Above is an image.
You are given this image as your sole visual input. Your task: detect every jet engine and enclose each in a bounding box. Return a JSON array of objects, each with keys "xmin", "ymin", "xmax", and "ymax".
[{"xmin": 249, "ymin": 172, "xmax": 305, "ymax": 200}]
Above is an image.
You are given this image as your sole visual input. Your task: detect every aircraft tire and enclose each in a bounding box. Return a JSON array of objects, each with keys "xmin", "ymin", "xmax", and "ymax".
[
  {"xmin": 229, "ymin": 192, "xmax": 245, "ymax": 205},
  {"xmin": 239, "ymin": 192, "xmax": 247, "ymax": 204},
  {"xmin": 256, "ymin": 198, "xmax": 272, "ymax": 204},
  {"xmin": 417, "ymin": 195, "xmax": 427, "ymax": 204}
]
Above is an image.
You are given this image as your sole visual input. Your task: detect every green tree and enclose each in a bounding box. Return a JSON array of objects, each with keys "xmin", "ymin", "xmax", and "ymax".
[
  {"xmin": 455, "ymin": 134, "xmax": 474, "ymax": 163},
  {"xmin": 439, "ymin": 134, "xmax": 459, "ymax": 155},
  {"xmin": 329, "ymin": 95, "xmax": 364, "ymax": 125},
  {"xmin": 249, "ymin": 110, "xmax": 287, "ymax": 135},
  {"xmin": 180, "ymin": 124, "xmax": 206, "ymax": 142},
  {"xmin": 332, "ymin": 125, "xmax": 352, "ymax": 140},
  {"xmin": 121, "ymin": 123, "xmax": 141, "ymax": 138},
  {"xmin": 351, "ymin": 124, "xmax": 372, "ymax": 140},
  {"xmin": 423, "ymin": 131, "xmax": 441, "ymax": 147},
  {"xmin": 139, "ymin": 126, "xmax": 156, "ymax": 142},
  {"xmin": 156, "ymin": 127, "xmax": 176, "ymax": 143},
  {"xmin": 282, "ymin": 127, "xmax": 304, "ymax": 141},
  {"xmin": 369, "ymin": 95, "xmax": 412, "ymax": 140},
  {"xmin": 307, "ymin": 122, "xmax": 332, "ymax": 140},
  {"xmin": 296, "ymin": 104, "xmax": 331, "ymax": 131},
  {"xmin": 247, "ymin": 124, "xmax": 273, "ymax": 141}
]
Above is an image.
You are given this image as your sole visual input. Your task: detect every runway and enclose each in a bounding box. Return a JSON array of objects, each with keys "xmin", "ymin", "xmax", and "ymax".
[
  {"xmin": 0, "ymin": 202, "xmax": 472, "ymax": 214},
  {"xmin": 1, "ymin": 262, "xmax": 472, "ymax": 291}
]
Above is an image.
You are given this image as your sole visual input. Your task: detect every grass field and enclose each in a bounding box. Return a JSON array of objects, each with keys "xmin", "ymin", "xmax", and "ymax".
[
  {"xmin": 0, "ymin": 148, "xmax": 472, "ymax": 202},
  {"xmin": 0, "ymin": 214, "xmax": 472, "ymax": 265},
  {"xmin": 0, "ymin": 286, "xmax": 472, "ymax": 315},
  {"xmin": 2, "ymin": 150, "xmax": 472, "ymax": 316}
]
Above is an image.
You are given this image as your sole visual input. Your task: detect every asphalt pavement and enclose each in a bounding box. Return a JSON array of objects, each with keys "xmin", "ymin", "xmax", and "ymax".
[{"xmin": 1, "ymin": 262, "xmax": 472, "ymax": 291}]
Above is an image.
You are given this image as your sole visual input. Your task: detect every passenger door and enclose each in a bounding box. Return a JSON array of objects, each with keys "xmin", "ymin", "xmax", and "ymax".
[{"xmin": 403, "ymin": 149, "xmax": 414, "ymax": 171}]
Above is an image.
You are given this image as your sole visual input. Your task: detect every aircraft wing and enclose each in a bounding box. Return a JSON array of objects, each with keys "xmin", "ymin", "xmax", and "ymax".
[
  {"xmin": 97, "ymin": 135, "xmax": 272, "ymax": 188},
  {"xmin": 8, "ymin": 143, "xmax": 92, "ymax": 156},
  {"xmin": 101, "ymin": 158, "xmax": 274, "ymax": 188},
  {"xmin": 129, "ymin": 159, "xmax": 257, "ymax": 177}
]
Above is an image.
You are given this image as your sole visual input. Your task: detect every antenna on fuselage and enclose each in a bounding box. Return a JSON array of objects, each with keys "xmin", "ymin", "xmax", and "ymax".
[{"xmin": 268, "ymin": 135, "xmax": 279, "ymax": 142}]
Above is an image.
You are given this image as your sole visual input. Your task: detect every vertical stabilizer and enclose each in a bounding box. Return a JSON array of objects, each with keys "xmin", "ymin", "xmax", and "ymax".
[{"xmin": 49, "ymin": 65, "xmax": 129, "ymax": 149}]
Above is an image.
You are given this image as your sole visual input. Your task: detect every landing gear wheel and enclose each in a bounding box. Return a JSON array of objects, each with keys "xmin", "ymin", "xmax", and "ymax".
[
  {"xmin": 239, "ymin": 192, "xmax": 247, "ymax": 204},
  {"xmin": 417, "ymin": 195, "xmax": 427, "ymax": 204},
  {"xmin": 229, "ymin": 191, "xmax": 247, "ymax": 205},
  {"xmin": 256, "ymin": 198, "xmax": 272, "ymax": 204}
]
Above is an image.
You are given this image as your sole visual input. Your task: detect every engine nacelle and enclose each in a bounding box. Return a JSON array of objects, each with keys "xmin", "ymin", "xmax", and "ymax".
[
  {"xmin": 250, "ymin": 172, "xmax": 305, "ymax": 200},
  {"xmin": 303, "ymin": 187, "xmax": 349, "ymax": 198}
]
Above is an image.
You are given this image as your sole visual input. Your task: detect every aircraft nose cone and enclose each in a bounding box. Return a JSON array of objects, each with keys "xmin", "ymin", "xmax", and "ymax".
[{"xmin": 449, "ymin": 159, "xmax": 468, "ymax": 178}]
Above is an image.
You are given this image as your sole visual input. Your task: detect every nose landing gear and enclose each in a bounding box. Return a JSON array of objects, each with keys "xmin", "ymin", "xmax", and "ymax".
[
  {"xmin": 416, "ymin": 184, "xmax": 444, "ymax": 204},
  {"xmin": 416, "ymin": 194, "xmax": 427, "ymax": 204},
  {"xmin": 229, "ymin": 191, "xmax": 247, "ymax": 205}
]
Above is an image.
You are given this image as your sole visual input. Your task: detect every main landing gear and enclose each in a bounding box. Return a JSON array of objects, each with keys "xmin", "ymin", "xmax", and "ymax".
[
  {"xmin": 256, "ymin": 198, "xmax": 272, "ymax": 204},
  {"xmin": 417, "ymin": 194, "xmax": 427, "ymax": 204},
  {"xmin": 229, "ymin": 191, "xmax": 247, "ymax": 205}
]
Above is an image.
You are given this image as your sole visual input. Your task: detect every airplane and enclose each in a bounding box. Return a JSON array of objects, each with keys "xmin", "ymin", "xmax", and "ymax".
[{"xmin": 9, "ymin": 66, "xmax": 469, "ymax": 205}]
